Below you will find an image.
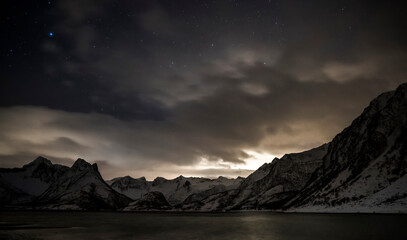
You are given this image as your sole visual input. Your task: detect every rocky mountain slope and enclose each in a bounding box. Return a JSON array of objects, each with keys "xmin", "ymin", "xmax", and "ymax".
[
  {"xmin": 284, "ymin": 83, "xmax": 407, "ymax": 213},
  {"xmin": 229, "ymin": 144, "xmax": 328, "ymax": 210},
  {"xmin": 180, "ymin": 144, "xmax": 328, "ymax": 211}
]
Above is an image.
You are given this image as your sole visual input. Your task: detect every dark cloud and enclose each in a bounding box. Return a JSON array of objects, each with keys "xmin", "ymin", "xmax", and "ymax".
[{"xmin": 0, "ymin": 0, "xmax": 406, "ymax": 179}]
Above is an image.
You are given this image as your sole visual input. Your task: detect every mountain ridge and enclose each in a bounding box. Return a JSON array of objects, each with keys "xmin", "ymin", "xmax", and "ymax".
[{"xmin": 0, "ymin": 83, "xmax": 406, "ymax": 212}]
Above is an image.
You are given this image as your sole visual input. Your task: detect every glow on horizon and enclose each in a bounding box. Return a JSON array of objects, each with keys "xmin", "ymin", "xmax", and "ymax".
[
  {"xmin": 241, "ymin": 150, "xmax": 278, "ymax": 170},
  {"xmin": 184, "ymin": 150, "xmax": 277, "ymax": 172}
]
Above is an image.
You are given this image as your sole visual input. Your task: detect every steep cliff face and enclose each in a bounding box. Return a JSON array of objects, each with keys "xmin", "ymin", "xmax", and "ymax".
[
  {"xmin": 35, "ymin": 159, "xmax": 132, "ymax": 210},
  {"xmin": 286, "ymin": 83, "xmax": 407, "ymax": 212}
]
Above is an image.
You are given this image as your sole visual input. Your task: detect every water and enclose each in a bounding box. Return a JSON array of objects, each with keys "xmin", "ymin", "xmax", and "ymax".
[{"xmin": 0, "ymin": 211, "xmax": 406, "ymax": 240}]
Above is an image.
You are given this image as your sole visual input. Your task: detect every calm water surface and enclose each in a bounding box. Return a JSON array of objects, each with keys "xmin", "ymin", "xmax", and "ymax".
[{"xmin": 0, "ymin": 211, "xmax": 406, "ymax": 240}]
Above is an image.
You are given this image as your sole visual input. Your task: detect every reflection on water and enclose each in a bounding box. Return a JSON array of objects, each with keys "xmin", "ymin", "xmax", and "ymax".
[{"xmin": 1, "ymin": 211, "xmax": 406, "ymax": 240}]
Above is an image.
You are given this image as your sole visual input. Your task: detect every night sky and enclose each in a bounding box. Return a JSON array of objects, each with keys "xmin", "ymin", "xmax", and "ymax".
[{"xmin": 1, "ymin": 0, "xmax": 406, "ymax": 179}]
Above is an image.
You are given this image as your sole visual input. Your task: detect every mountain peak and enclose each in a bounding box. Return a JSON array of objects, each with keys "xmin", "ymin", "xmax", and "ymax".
[
  {"xmin": 152, "ymin": 177, "xmax": 167, "ymax": 186},
  {"xmin": 122, "ymin": 175, "xmax": 134, "ymax": 180},
  {"xmin": 34, "ymin": 156, "xmax": 52, "ymax": 165},
  {"xmin": 71, "ymin": 158, "xmax": 98, "ymax": 172},
  {"xmin": 23, "ymin": 156, "xmax": 52, "ymax": 169},
  {"xmin": 154, "ymin": 177, "xmax": 167, "ymax": 181}
]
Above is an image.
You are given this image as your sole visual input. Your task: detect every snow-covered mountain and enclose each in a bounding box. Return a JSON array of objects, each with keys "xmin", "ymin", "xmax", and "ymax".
[
  {"xmin": 0, "ymin": 156, "xmax": 69, "ymax": 205},
  {"xmin": 285, "ymin": 83, "xmax": 407, "ymax": 213},
  {"xmin": 34, "ymin": 159, "xmax": 132, "ymax": 210},
  {"xmin": 106, "ymin": 176, "xmax": 150, "ymax": 200},
  {"xmin": 0, "ymin": 157, "xmax": 131, "ymax": 210},
  {"xmin": 108, "ymin": 175, "xmax": 244, "ymax": 206}
]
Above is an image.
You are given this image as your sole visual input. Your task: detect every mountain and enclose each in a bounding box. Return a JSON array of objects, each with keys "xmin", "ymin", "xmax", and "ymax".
[
  {"xmin": 35, "ymin": 159, "xmax": 132, "ymax": 210},
  {"xmin": 108, "ymin": 175, "xmax": 244, "ymax": 206},
  {"xmin": 228, "ymin": 144, "xmax": 328, "ymax": 210},
  {"xmin": 107, "ymin": 176, "xmax": 150, "ymax": 200},
  {"xmin": 0, "ymin": 156, "xmax": 69, "ymax": 206},
  {"xmin": 178, "ymin": 83, "xmax": 407, "ymax": 212},
  {"xmin": 180, "ymin": 144, "xmax": 328, "ymax": 211},
  {"xmin": 123, "ymin": 191, "xmax": 172, "ymax": 211},
  {"xmin": 0, "ymin": 157, "xmax": 131, "ymax": 210},
  {"xmin": 284, "ymin": 83, "xmax": 407, "ymax": 213}
]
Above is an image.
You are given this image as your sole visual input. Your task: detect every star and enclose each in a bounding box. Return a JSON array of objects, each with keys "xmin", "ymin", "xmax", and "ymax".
[{"xmin": 49, "ymin": 32, "xmax": 53, "ymax": 37}]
